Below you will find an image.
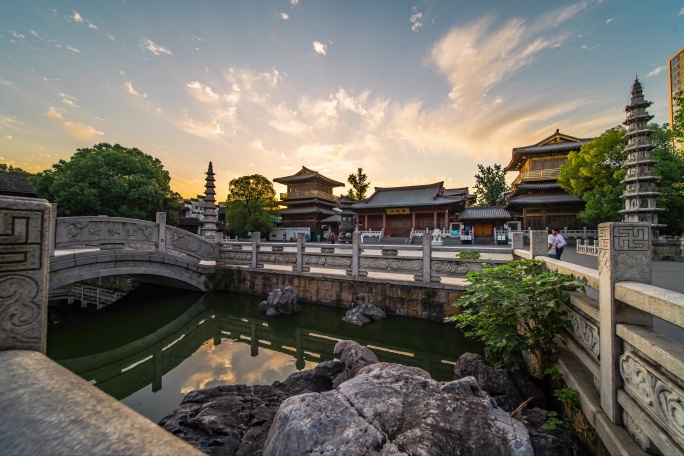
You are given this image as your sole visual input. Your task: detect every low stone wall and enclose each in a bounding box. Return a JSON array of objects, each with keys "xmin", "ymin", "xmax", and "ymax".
[{"xmin": 228, "ymin": 269, "xmax": 465, "ymax": 320}]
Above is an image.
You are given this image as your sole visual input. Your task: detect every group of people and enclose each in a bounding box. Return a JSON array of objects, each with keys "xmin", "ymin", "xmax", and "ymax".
[{"xmin": 547, "ymin": 228, "xmax": 567, "ymax": 260}]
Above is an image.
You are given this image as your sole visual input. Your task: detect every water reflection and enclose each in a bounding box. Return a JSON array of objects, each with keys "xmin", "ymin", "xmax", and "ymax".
[{"xmin": 47, "ymin": 285, "xmax": 482, "ymax": 421}]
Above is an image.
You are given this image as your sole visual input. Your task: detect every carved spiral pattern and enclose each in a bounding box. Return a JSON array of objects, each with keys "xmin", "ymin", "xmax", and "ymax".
[
  {"xmin": 388, "ymin": 259, "xmax": 421, "ymax": 271},
  {"xmin": 304, "ymin": 256, "xmax": 327, "ymax": 265},
  {"xmin": 0, "ymin": 275, "xmax": 42, "ymax": 345},
  {"xmin": 561, "ymin": 305, "xmax": 599, "ymax": 358},
  {"xmin": 360, "ymin": 258, "xmax": 389, "ymax": 269}
]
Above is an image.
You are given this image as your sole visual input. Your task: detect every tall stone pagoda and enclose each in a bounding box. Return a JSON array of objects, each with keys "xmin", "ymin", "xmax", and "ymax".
[
  {"xmin": 620, "ymin": 78, "xmax": 664, "ymax": 237},
  {"xmin": 201, "ymin": 162, "xmax": 218, "ymax": 240}
]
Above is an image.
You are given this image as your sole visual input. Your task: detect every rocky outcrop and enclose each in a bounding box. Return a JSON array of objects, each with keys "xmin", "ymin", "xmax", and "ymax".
[
  {"xmin": 343, "ymin": 303, "xmax": 386, "ymax": 326},
  {"xmin": 263, "ymin": 363, "xmax": 534, "ymax": 456},
  {"xmin": 258, "ymin": 286, "xmax": 300, "ymax": 316},
  {"xmin": 331, "ymin": 340, "xmax": 379, "ymax": 388},
  {"xmin": 159, "ymin": 360, "xmax": 345, "ymax": 455},
  {"xmin": 453, "ymin": 353, "xmax": 546, "ymax": 412},
  {"xmin": 515, "ymin": 408, "xmax": 581, "ymax": 456}
]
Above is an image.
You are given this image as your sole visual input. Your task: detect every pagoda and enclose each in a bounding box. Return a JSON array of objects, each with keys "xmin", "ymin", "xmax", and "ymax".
[
  {"xmin": 620, "ymin": 78, "xmax": 664, "ymax": 237},
  {"xmin": 201, "ymin": 162, "xmax": 218, "ymax": 240}
]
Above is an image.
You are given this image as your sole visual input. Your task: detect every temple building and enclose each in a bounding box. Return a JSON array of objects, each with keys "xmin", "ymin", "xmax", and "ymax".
[
  {"xmin": 620, "ymin": 78, "xmax": 664, "ymax": 236},
  {"xmin": 351, "ymin": 183, "xmax": 473, "ymax": 238},
  {"xmin": 274, "ymin": 167, "xmax": 345, "ymax": 228},
  {"xmin": 505, "ymin": 130, "xmax": 593, "ymax": 231}
]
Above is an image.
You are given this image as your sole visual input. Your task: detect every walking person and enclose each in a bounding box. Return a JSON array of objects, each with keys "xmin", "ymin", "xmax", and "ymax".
[
  {"xmin": 330, "ymin": 232, "xmax": 335, "ymax": 244},
  {"xmin": 552, "ymin": 229, "xmax": 566, "ymax": 260},
  {"xmin": 547, "ymin": 230, "xmax": 557, "ymax": 258}
]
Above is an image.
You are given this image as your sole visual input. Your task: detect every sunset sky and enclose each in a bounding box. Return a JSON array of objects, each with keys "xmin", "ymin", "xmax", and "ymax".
[{"xmin": 1, "ymin": 0, "xmax": 681, "ymax": 199}]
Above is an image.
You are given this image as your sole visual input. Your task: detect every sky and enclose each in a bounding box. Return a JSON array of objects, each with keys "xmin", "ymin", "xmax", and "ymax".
[{"xmin": 1, "ymin": 1, "xmax": 682, "ymax": 199}]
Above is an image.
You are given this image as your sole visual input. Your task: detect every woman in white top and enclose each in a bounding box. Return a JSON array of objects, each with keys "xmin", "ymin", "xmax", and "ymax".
[{"xmin": 547, "ymin": 232, "xmax": 557, "ymax": 258}]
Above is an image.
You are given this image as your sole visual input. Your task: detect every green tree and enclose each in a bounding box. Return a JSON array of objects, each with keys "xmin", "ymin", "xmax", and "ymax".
[
  {"xmin": 29, "ymin": 143, "xmax": 182, "ymax": 225},
  {"xmin": 346, "ymin": 167, "xmax": 370, "ymax": 201},
  {"xmin": 557, "ymin": 126, "xmax": 626, "ymax": 227},
  {"xmin": 671, "ymin": 90, "xmax": 684, "ymax": 148},
  {"xmin": 652, "ymin": 124, "xmax": 684, "ymax": 234},
  {"xmin": 473, "ymin": 164, "xmax": 507, "ymax": 206},
  {"xmin": 224, "ymin": 174, "xmax": 277, "ymax": 234},
  {"xmin": 0, "ymin": 164, "xmax": 29, "ymax": 173}
]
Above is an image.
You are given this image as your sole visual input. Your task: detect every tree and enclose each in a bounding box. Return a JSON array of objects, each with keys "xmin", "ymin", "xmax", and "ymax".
[
  {"xmin": 473, "ymin": 164, "xmax": 507, "ymax": 206},
  {"xmin": 346, "ymin": 167, "xmax": 370, "ymax": 201},
  {"xmin": 29, "ymin": 143, "xmax": 182, "ymax": 225},
  {"xmin": 671, "ymin": 90, "xmax": 684, "ymax": 148},
  {"xmin": 557, "ymin": 126, "xmax": 626, "ymax": 227},
  {"xmin": 0, "ymin": 164, "xmax": 29, "ymax": 173},
  {"xmin": 224, "ymin": 174, "xmax": 277, "ymax": 234},
  {"xmin": 651, "ymin": 124, "xmax": 684, "ymax": 234}
]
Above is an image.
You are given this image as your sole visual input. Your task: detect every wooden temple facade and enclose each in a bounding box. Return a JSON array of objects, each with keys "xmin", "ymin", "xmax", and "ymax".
[
  {"xmin": 274, "ymin": 167, "xmax": 345, "ymax": 228},
  {"xmin": 505, "ymin": 130, "xmax": 593, "ymax": 231}
]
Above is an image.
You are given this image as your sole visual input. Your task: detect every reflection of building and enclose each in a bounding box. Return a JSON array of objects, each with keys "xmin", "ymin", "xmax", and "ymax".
[
  {"xmin": 505, "ymin": 130, "xmax": 592, "ymax": 230},
  {"xmin": 351, "ymin": 183, "xmax": 473, "ymax": 238},
  {"xmin": 669, "ymin": 47, "xmax": 684, "ymax": 128},
  {"xmin": 274, "ymin": 167, "xmax": 344, "ymax": 228}
]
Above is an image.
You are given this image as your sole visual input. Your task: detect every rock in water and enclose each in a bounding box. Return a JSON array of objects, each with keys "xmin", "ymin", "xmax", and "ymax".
[
  {"xmin": 258, "ymin": 286, "xmax": 300, "ymax": 316},
  {"xmin": 263, "ymin": 363, "xmax": 534, "ymax": 456},
  {"xmin": 332, "ymin": 340, "xmax": 379, "ymax": 388},
  {"xmin": 343, "ymin": 303, "xmax": 387, "ymax": 326}
]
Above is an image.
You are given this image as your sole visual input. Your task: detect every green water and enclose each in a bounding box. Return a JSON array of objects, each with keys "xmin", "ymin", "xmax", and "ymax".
[{"xmin": 47, "ymin": 285, "xmax": 482, "ymax": 422}]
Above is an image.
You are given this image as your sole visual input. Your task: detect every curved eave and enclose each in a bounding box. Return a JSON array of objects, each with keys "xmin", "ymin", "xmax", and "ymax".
[
  {"xmin": 620, "ymin": 192, "xmax": 662, "ymax": 199},
  {"xmin": 621, "ymin": 176, "xmax": 660, "ymax": 184},
  {"xmin": 619, "ymin": 208, "xmax": 665, "ymax": 213}
]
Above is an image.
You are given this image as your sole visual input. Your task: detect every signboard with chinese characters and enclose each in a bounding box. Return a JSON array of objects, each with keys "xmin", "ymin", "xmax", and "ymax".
[{"xmin": 386, "ymin": 208, "xmax": 410, "ymax": 215}]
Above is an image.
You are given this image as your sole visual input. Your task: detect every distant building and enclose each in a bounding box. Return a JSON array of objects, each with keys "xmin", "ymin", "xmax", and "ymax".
[
  {"xmin": 274, "ymin": 166, "xmax": 345, "ymax": 228},
  {"xmin": 0, "ymin": 172, "xmax": 36, "ymax": 198},
  {"xmin": 505, "ymin": 130, "xmax": 593, "ymax": 231},
  {"xmin": 351, "ymin": 182, "xmax": 473, "ymax": 238},
  {"xmin": 669, "ymin": 47, "xmax": 684, "ymax": 128}
]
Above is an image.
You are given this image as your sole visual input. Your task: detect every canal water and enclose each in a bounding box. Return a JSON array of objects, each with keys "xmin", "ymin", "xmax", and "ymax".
[{"xmin": 47, "ymin": 285, "xmax": 482, "ymax": 422}]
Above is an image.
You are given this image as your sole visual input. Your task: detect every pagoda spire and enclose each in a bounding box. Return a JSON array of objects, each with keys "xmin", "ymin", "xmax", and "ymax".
[
  {"xmin": 619, "ymin": 78, "xmax": 664, "ymax": 238},
  {"xmin": 201, "ymin": 162, "xmax": 218, "ymax": 241}
]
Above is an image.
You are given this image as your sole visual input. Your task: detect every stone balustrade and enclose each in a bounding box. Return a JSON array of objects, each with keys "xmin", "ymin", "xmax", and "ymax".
[
  {"xmin": 577, "ymin": 238, "xmax": 599, "ymax": 256},
  {"xmin": 517, "ymin": 225, "xmax": 684, "ymax": 456}
]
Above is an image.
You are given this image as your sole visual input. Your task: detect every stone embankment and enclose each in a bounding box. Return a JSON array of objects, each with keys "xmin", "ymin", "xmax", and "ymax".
[{"xmin": 160, "ymin": 342, "xmax": 580, "ymax": 456}]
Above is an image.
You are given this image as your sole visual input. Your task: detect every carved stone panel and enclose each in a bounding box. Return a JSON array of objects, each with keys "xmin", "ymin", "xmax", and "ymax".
[
  {"xmin": 561, "ymin": 304, "xmax": 599, "ymax": 359},
  {"xmin": 166, "ymin": 226, "xmax": 216, "ymax": 260},
  {"xmin": 360, "ymin": 258, "xmax": 389, "ymax": 270},
  {"xmin": 0, "ymin": 197, "xmax": 51, "ymax": 352},
  {"xmin": 619, "ymin": 351, "xmax": 683, "ymax": 444},
  {"xmin": 388, "ymin": 259, "xmax": 421, "ymax": 271},
  {"xmin": 56, "ymin": 217, "xmax": 158, "ymax": 247}
]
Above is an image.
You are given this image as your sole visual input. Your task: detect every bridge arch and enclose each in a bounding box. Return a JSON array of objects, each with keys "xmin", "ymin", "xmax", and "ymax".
[{"xmin": 49, "ymin": 250, "xmax": 212, "ymax": 291}]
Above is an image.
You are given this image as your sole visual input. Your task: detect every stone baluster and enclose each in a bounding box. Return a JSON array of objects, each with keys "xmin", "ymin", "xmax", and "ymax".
[
  {"xmin": 598, "ymin": 222, "xmax": 653, "ymax": 423},
  {"xmin": 530, "ymin": 230, "xmax": 548, "ymax": 258},
  {"xmin": 156, "ymin": 212, "xmax": 167, "ymax": 253},
  {"xmin": 416, "ymin": 234, "xmax": 438, "ymax": 282},
  {"xmin": 347, "ymin": 231, "xmax": 362, "ymax": 277},
  {"xmin": 49, "ymin": 203, "xmax": 57, "ymax": 257},
  {"xmin": 293, "ymin": 232, "xmax": 309, "ymax": 272},
  {"xmin": 0, "ymin": 196, "xmax": 52, "ymax": 353},
  {"xmin": 252, "ymin": 231, "xmax": 261, "ymax": 269},
  {"xmin": 511, "ymin": 232, "xmax": 523, "ymax": 251}
]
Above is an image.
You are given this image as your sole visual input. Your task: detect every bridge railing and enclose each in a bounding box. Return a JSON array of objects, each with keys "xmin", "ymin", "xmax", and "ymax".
[
  {"xmin": 218, "ymin": 232, "xmax": 513, "ymax": 282},
  {"xmin": 53, "ymin": 212, "xmax": 218, "ymax": 261},
  {"xmin": 516, "ymin": 225, "xmax": 684, "ymax": 456}
]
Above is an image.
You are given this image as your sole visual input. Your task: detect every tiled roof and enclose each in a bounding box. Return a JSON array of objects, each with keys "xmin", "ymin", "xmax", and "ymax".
[
  {"xmin": 274, "ymin": 166, "xmax": 345, "ymax": 187},
  {"xmin": 506, "ymin": 194, "xmax": 583, "ymax": 206},
  {"xmin": 443, "ymin": 187, "xmax": 470, "ymax": 197},
  {"xmin": 513, "ymin": 182, "xmax": 561, "ymax": 190},
  {"xmin": 178, "ymin": 217, "xmax": 201, "ymax": 226},
  {"xmin": 504, "ymin": 131, "xmax": 594, "ymax": 172},
  {"xmin": 352, "ymin": 182, "xmax": 464, "ymax": 209},
  {"xmin": 320, "ymin": 214, "xmax": 342, "ymax": 223},
  {"xmin": 458, "ymin": 207, "xmax": 512, "ymax": 221},
  {"xmin": 279, "ymin": 206, "xmax": 338, "ymax": 215},
  {"xmin": 0, "ymin": 172, "xmax": 35, "ymax": 196}
]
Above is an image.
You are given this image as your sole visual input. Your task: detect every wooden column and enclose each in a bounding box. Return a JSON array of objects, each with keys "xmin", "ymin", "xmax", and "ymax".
[
  {"xmin": 412, "ymin": 212, "xmax": 416, "ymax": 230},
  {"xmin": 382, "ymin": 213, "xmax": 386, "ymax": 234},
  {"xmin": 364, "ymin": 214, "xmax": 368, "ymax": 230},
  {"xmin": 433, "ymin": 211, "xmax": 438, "ymax": 230}
]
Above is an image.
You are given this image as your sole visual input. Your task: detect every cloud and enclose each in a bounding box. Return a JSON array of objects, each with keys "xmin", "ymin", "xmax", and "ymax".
[
  {"xmin": 9, "ymin": 30, "xmax": 25, "ymax": 40},
  {"xmin": 66, "ymin": 44, "xmax": 81, "ymax": 54},
  {"xmin": 312, "ymin": 41, "xmax": 327, "ymax": 55},
  {"xmin": 124, "ymin": 81, "xmax": 148, "ymax": 97},
  {"xmin": 679, "ymin": 7, "xmax": 684, "ymax": 16},
  {"xmin": 69, "ymin": 11, "xmax": 84, "ymax": 23},
  {"xmin": 107, "ymin": 34, "xmax": 116, "ymax": 41},
  {"xmin": 606, "ymin": 18, "xmax": 613, "ymax": 24},
  {"xmin": 646, "ymin": 65, "xmax": 666, "ymax": 78},
  {"xmin": 60, "ymin": 91, "xmax": 79, "ymax": 107},
  {"xmin": 291, "ymin": 0, "xmax": 299, "ymax": 6},
  {"xmin": 410, "ymin": 9, "xmax": 423, "ymax": 32},
  {"xmin": 87, "ymin": 22, "xmax": 98, "ymax": 30},
  {"xmin": 280, "ymin": 12, "xmax": 289, "ymax": 20},
  {"xmin": 46, "ymin": 107, "xmax": 103, "ymax": 140},
  {"xmin": 139, "ymin": 38, "xmax": 173, "ymax": 56}
]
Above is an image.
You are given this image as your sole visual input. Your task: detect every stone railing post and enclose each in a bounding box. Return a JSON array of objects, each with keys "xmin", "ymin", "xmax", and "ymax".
[
  {"xmin": 511, "ymin": 232, "xmax": 523, "ymax": 250},
  {"xmin": 293, "ymin": 232, "xmax": 309, "ymax": 273},
  {"xmin": 0, "ymin": 196, "xmax": 51, "ymax": 353},
  {"xmin": 598, "ymin": 222, "xmax": 653, "ymax": 423},
  {"xmin": 49, "ymin": 203, "xmax": 57, "ymax": 257},
  {"xmin": 156, "ymin": 212, "xmax": 167, "ymax": 253},
  {"xmin": 346, "ymin": 231, "xmax": 366, "ymax": 277},
  {"xmin": 530, "ymin": 230, "xmax": 548, "ymax": 258},
  {"xmin": 252, "ymin": 231, "xmax": 261, "ymax": 268},
  {"xmin": 415, "ymin": 234, "xmax": 436, "ymax": 282}
]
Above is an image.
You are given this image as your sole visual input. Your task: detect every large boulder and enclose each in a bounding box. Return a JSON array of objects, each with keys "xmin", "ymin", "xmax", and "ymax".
[
  {"xmin": 258, "ymin": 286, "xmax": 300, "ymax": 316},
  {"xmin": 453, "ymin": 353, "xmax": 546, "ymax": 412},
  {"xmin": 263, "ymin": 363, "xmax": 534, "ymax": 456},
  {"xmin": 159, "ymin": 360, "xmax": 345, "ymax": 455},
  {"xmin": 343, "ymin": 303, "xmax": 386, "ymax": 326},
  {"xmin": 331, "ymin": 340, "xmax": 379, "ymax": 388}
]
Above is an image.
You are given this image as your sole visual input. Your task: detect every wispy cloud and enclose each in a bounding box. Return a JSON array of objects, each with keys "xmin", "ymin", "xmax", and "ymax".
[
  {"xmin": 9, "ymin": 30, "xmax": 26, "ymax": 40},
  {"xmin": 46, "ymin": 107, "xmax": 103, "ymax": 140},
  {"xmin": 312, "ymin": 41, "xmax": 327, "ymax": 56},
  {"xmin": 69, "ymin": 11, "xmax": 83, "ymax": 23},
  {"xmin": 410, "ymin": 8, "xmax": 423, "ymax": 32},
  {"xmin": 280, "ymin": 13, "xmax": 289, "ymax": 20},
  {"xmin": 66, "ymin": 44, "xmax": 81, "ymax": 54},
  {"xmin": 124, "ymin": 81, "xmax": 147, "ymax": 97},
  {"xmin": 107, "ymin": 34, "xmax": 116, "ymax": 41},
  {"xmin": 87, "ymin": 22, "xmax": 98, "ymax": 30},
  {"xmin": 59, "ymin": 92, "xmax": 79, "ymax": 107},
  {"xmin": 679, "ymin": 7, "xmax": 684, "ymax": 16},
  {"xmin": 139, "ymin": 38, "xmax": 172, "ymax": 56},
  {"xmin": 606, "ymin": 17, "xmax": 613, "ymax": 24},
  {"xmin": 646, "ymin": 65, "xmax": 666, "ymax": 78},
  {"xmin": 291, "ymin": 0, "xmax": 299, "ymax": 6}
]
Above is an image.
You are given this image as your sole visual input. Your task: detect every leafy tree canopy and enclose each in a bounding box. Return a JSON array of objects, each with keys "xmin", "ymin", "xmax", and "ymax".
[
  {"xmin": 671, "ymin": 90, "xmax": 684, "ymax": 146},
  {"xmin": 29, "ymin": 143, "xmax": 182, "ymax": 225},
  {"xmin": 225, "ymin": 174, "xmax": 277, "ymax": 234},
  {"xmin": 346, "ymin": 167, "xmax": 370, "ymax": 201},
  {"xmin": 473, "ymin": 164, "xmax": 507, "ymax": 206},
  {"xmin": 0, "ymin": 164, "xmax": 29, "ymax": 173}
]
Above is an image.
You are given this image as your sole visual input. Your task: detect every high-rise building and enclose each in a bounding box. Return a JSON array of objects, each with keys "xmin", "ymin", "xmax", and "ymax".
[{"xmin": 668, "ymin": 47, "xmax": 684, "ymax": 127}]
